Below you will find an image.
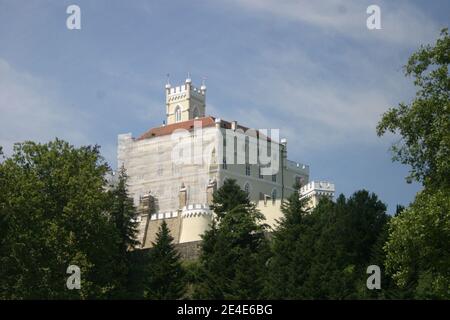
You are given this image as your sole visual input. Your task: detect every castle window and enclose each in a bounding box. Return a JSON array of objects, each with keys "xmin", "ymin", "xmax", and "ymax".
[
  {"xmin": 175, "ymin": 106, "xmax": 182, "ymax": 122},
  {"xmin": 192, "ymin": 106, "xmax": 199, "ymax": 119},
  {"xmin": 222, "ymin": 137, "xmax": 227, "ymax": 169},
  {"xmin": 211, "ymin": 149, "xmax": 217, "ymax": 165},
  {"xmin": 245, "ymin": 164, "xmax": 251, "ymax": 176},
  {"xmin": 245, "ymin": 137, "xmax": 249, "ymax": 162},
  {"xmin": 244, "ymin": 182, "xmax": 250, "ymax": 194},
  {"xmin": 222, "ymin": 157, "xmax": 227, "ymax": 170},
  {"xmin": 271, "ymin": 188, "xmax": 277, "ymax": 205},
  {"xmin": 272, "ymin": 174, "xmax": 277, "ymax": 182}
]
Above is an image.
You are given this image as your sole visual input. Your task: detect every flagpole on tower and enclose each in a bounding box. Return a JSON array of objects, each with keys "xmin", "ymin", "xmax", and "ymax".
[
  {"xmin": 165, "ymin": 73, "xmax": 171, "ymax": 89},
  {"xmin": 201, "ymin": 76, "xmax": 207, "ymax": 91}
]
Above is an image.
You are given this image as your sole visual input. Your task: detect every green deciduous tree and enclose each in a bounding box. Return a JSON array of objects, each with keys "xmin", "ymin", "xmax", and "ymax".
[
  {"xmin": 384, "ymin": 188, "xmax": 450, "ymax": 299},
  {"xmin": 377, "ymin": 28, "xmax": 450, "ymax": 300},
  {"xmin": 377, "ymin": 28, "xmax": 450, "ymax": 189},
  {"xmin": 145, "ymin": 220, "xmax": 186, "ymax": 299},
  {"xmin": 0, "ymin": 139, "xmax": 120, "ymax": 299}
]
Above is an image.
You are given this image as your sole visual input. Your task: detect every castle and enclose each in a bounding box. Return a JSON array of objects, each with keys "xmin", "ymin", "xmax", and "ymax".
[{"xmin": 117, "ymin": 77, "xmax": 334, "ymax": 248}]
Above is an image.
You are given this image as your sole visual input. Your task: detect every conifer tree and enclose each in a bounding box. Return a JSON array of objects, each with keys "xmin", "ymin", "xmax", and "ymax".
[
  {"xmin": 109, "ymin": 166, "xmax": 140, "ymax": 251},
  {"xmin": 264, "ymin": 182, "xmax": 310, "ymax": 298},
  {"xmin": 302, "ymin": 191, "xmax": 389, "ymax": 299},
  {"xmin": 197, "ymin": 179, "xmax": 269, "ymax": 299},
  {"xmin": 107, "ymin": 166, "xmax": 140, "ymax": 298},
  {"xmin": 145, "ymin": 220, "xmax": 186, "ymax": 299},
  {"xmin": 210, "ymin": 178, "xmax": 253, "ymax": 219},
  {"xmin": 267, "ymin": 188, "xmax": 392, "ymax": 299}
]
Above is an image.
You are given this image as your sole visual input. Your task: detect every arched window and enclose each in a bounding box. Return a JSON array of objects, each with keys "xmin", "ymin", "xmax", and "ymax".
[
  {"xmin": 192, "ymin": 106, "xmax": 199, "ymax": 119},
  {"xmin": 271, "ymin": 188, "xmax": 277, "ymax": 205},
  {"xmin": 244, "ymin": 182, "xmax": 250, "ymax": 194},
  {"xmin": 175, "ymin": 106, "xmax": 182, "ymax": 122}
]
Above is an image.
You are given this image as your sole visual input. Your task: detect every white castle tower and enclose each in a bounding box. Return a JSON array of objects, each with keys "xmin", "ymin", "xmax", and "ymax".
[
  {"xmin": 299, "ymin": 181, "xmax": 335, "ymax": 210},
  {"xmin": 165, "ymin": 76, "xmax": 206, "ymax": 124}
]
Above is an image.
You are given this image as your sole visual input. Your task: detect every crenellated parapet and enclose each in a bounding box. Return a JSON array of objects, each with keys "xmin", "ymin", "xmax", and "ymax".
[
  {"xmin": 299, "ymin": 181, "xmax": 335, "ymax": 210},
  {"xmin": 165, "ymin": 78, "xmax": 206, "ymax": 124},
  {"xmin": 181, "ymin": 203, "xmax": 213, "ymax": 218}
]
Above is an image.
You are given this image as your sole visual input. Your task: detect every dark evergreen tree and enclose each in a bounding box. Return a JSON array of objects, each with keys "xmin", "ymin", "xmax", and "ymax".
[
  {"xmin": 267, "ymin": 189, "xmax": 392, "ymax": 299},
  {"xmin": 107, "ymin": 166, "xmax": 140, "ymax": 298},
  {"xmin": 145, "ymin": 220, "xmax": 186, "ymax": 299},
  {"xmin": 307, "ymin": 191, "xmax": 389, "ymax": 299},
  {"xmin": 264, "ymin": 182, "xmax": 310, "ymax": 299},
  {"xmin": 0, "ymin": 146, "xmax": 7, "ymax": 246},
  {"xmin": 109, "ymin": 166, "xmax": 139, "ymax": 250},
  {"xmin": 358, "ymin": 219, "xmax": 414, "ymax": 299},
  {"xmin": 210, "ymin": 178, "xmax": 253, "ymax": 219},
  {"xmin": 126, "ymin": 249, "xmax": 151, "ymax": 299},
  {"xmin": 196, "ymin": 179, "xmax": 269, "ymax": 299}
]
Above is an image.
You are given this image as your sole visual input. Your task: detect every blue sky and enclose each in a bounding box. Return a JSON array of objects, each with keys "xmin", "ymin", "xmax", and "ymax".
[{"xmin": 0, "ymin": 0, "xmax": 448, "ymax": 213}]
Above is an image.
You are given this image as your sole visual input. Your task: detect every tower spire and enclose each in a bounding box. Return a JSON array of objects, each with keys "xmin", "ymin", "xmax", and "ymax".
[
  {"xmin": 186, "ymin": 72, "xmax": 192, "ymax": 84},
  {"xmin": 165, "ymin": 73, "xmax": 171, "ymax": 89},
  {"xmin": 201, "ymin": 76, "xmax": 207, "ymax": 91}
]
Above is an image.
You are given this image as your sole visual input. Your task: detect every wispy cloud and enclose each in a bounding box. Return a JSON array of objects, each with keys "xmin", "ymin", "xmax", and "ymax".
[
  {"xmin": 0, "ymin": 58, "xmax": 90, "ymax": 155},
  {"xmin": 226, "ymin": 0, "xmax": 440, "ymax": 46},
  {"xmin": 205, "ymin": 39, "xmax": 414, "ymax": 154}
]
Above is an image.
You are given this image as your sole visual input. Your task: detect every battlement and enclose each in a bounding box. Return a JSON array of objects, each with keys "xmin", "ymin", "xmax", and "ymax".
[
  {"xmin": 166, "ymin": 84, "xmax": 205, "ymax": 96},
  {"xmin": 149, "ymin": 210, "xmax": 179, "ymax": 221},
  {"xmin": 286, "ymin": 160, "xmax": 309, "ymax": 172},
  {"xmin": 165, "ymin": 77, "xmax": 207, "ymax": 124},
  {"xmin": 300, "ymin": 181, "xmax": 335, "ymax": 197},
  {"xmin": 181, "ymin": 203, "xmax": 213, "ymax": 218}
]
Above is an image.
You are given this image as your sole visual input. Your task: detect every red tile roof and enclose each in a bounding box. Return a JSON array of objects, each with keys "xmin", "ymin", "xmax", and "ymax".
[
  {"xmin": 136, "ymin": 116, "xmax": 270, "ymax": 141},
  {"xmin": 137, "ymin": 116, "xmax": 216, "ymax": 140}
]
